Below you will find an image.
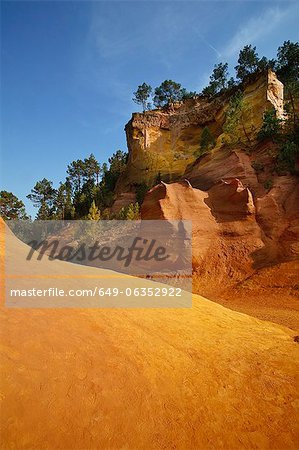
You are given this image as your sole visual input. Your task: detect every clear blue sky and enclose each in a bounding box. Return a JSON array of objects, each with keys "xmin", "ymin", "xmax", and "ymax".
[{"xmin": 1, "ymin": 0, "xmax": 298, "ymax": 217}]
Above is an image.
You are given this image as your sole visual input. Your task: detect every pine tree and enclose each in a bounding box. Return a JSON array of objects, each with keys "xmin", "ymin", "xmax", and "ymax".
[
  {"xmin": 153, "ymin": 80, "xmax": 184, "ymax": 108},
  {"xmin": 135, "ymin": 183, "xmax": 149, "ymax": 205},
  {"xmin": 102, "ymin": 150, "xmax": 128, "ymax": 193},
  {"xmin": 180, "ymin": 89, "xmax": 197, "ymax": 100},
  {"xmin": 84, "ymin": 154, "xmax": 101, "ymax": 184},
  {"xmin": 87, "ymin": 201, "xmax": 100, "ymax": 220},
  {"xmin": 54, "ymin": 182, "xmax": 75, "ymax": 220},
  {"xmin": 235, "ymin": 45, "xmax": 260, "ymax": 81},
  {"xmin": 36, "ymin": 201, "xmax": 52, "ymax": 220},
  {"xmin": 200, "ymin": 127, "xmax": 215, "ymax": 154},
  {"xmin": 67, "ymin": 159, "xmax": 85, "ymax": 193},
  {"xmin": 277, "ymin": 40, "xmax": 299, "ymax": 83},
  {"xmin": 118, "ymin": 203, "xmax": 139, "ymax": 220},
  {"xmin": 202, "ymin": 63, "xmax": 230, "ymax": 96},
  {"xmin": 0, "ymin": 191, "xmax": 29, "ymax": 220},
  {"xmin": 257, "ymin": 109, "xmax": 282, "ymax": 142},
  {"xmin": 223, "ymin": 92, "xmax": 252, "ymax": 145},
  {"xmin": 276, "ymin": 40, "xmax": 299, "ymax": 130},
  {"xmin": 27, "ymin": 178, "xmax": 56, "ymax": 219},
  {"xmin": 133, "ymin": 83, "xmax": 152, "ymax": 112},
  {"xmin": 64, "ymin": 179, "xmax": 75, "ymax": 219},
  {"xmin": 126, "ymin": 203, "xmax": 139, "ymax": 220}
]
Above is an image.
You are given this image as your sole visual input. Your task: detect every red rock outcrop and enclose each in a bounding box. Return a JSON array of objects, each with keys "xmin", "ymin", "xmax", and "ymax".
[
  {"xmin": 141, "ymin": 180, "xmax": 263, "ymax": 290},
  {"xmin": 141, "ymin": 178, "xmax": 299, "ymax": 304},
  {"xmin": 184, "ymin": 147, "xmax": 260, "ymax": 192},
  {"xmin": 255, "ymin": 176, "xmax": 299, "ymax": 265}
]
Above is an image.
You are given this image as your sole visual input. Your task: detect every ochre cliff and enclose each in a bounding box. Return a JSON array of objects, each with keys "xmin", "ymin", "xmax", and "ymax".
[
  {"xmin": 141, "ymin": 180, "xmax": 262, "ymax": 287},
  {"xmin": 141, "ymin": 180, "xmax": 299, "ymax": 329},
  {"xmin": 116, "ymin": 70, "xmax": 284, "ymax": 196},
  {"xmin": 113, "ymin": 69, "xmax": 298, "ymax": 328}
]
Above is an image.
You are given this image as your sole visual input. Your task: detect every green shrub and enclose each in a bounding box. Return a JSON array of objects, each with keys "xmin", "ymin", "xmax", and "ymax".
[
  {"xmin": 200, "ymin": 126, "xmax": 215, "ymax": 154},
  {"xmin": 251, "ymin": 160, "xmax": 264, "ymax": 173},
  {"xmin": 101, "ymin": 208, "xmax": 110, "ymax": 220},
  {"xmin": 118, "ymin": 203, "xmax": 140, "ymax": 220},
  {"xmin": 87, "ymin": 201, "xmax": 100, "ymax": 220},
  {"xmin": 282, "ymin": 141, "xmax": 298, "ymax": 162},
  {"xmin": 264, "ymin": 179, "xmax": 273, "ymax": 191},
  {"xmin": 257, "ymin": 109, "xmax": 282, "ymax": 142},
  {"xmin": 276, "ymin": 141, "xmax": 298, "ymax": 173},
  {"xmin": 223, "ymin": 91, "xmax": 252, "ymax": 146}
]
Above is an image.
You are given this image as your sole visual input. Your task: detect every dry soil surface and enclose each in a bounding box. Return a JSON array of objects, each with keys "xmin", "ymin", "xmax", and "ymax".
[{"xmin": 1, "ymin": 224, "xmax": 299, "ymax": 449}]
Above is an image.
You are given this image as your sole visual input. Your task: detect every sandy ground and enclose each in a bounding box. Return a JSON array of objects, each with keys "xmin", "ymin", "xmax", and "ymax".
[
  {"xmin": 1, "ymin": 224, "xmax": 299, "ymax": 449},
  {"xmin": 197, "ymin": 261, "xmax": 299, "ymax": 332}
]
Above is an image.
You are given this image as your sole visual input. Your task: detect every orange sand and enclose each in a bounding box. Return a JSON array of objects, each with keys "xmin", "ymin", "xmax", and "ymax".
[{"xmin": 0, "ymin": 223, "xmax": 299, "ymax": 449}]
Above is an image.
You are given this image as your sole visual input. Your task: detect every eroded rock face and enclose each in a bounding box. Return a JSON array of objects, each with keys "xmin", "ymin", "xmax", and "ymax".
[
  {"xmin": 185, "ymin": 149, "xmax": 260, "ymax": 192},
  {"xmin": 255, "ymin": 176, "xmax": 299, "ymax": 265},
  {"xmin": 267, "ymin": 69, "xmax": 284, "ymax": 118},
  {"xmin": 141, "ymin": 178, "xmax": 298, "ymax": 295},
  {"xmin": 112, "ymin": 69, "xmax": 297, "ymax": 301},
  {"xmin": 116, "ymin": 70, "xmax": 283, "ymax": 194},
  {"xmin": 206, "ymin": 178, "xmax": 255, "ymax": 218},
  {"xmin": 141, "ymin": 180, "xmax": 263, "ymax": 290}
]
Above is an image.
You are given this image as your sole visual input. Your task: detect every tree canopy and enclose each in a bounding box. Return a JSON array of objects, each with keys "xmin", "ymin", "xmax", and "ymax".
[
  {"xmin": 199, "ymin": 127, "xmax": 216, "ymax": 154},
  {"xmin": 276, "ymin": 40, "xmax": 299, "ymax": 83},
  {"xmin": 0, "ymin": 191, "xmax": 29, "ymax": 220},
  {"xmin": 132, "ymin": 41, "xmax": 299, "ymax": 109},
  {"xmin": 153, "ymin": 80, "xmax": 185, "ymax": 108},
  {"xmin": 133, "ymin": 83, "xmax": 152, "ymax": 112},
  {"xmin": 235, "ymin": 45, "xmax": 261, "ymax": 81},
  {"xmin": 26, "ymin": 149, "xmax": 130, "ymax": 220},
  {"xmin": 202, "ymin": 63, "xmax": 236, "ymax": 96},
  {"xmin": 27, "ymin": 178, "xmax": 56, "ymax": 219}
]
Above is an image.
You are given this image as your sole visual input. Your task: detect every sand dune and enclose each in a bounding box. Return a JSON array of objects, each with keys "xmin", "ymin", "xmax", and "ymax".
[{"xmin": 0, "ymin": 223, "xmax": 299, "ymax": 449}]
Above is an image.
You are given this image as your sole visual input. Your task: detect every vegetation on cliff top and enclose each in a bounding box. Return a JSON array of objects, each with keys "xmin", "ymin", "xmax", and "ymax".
[
  {"xmin": 130, "ymin": 40, "xmax": 298, "ymax": 176},
  {"xmin": 1, "ymin": 40, "xmax": 298, "ymax": 221},
  {"xmin": 133, "ymin": 80, "xmax": 195, "ymax": 111},
  {"xmin": 133, "ymin": 41, "xmax": 298, "ymax": 106}
]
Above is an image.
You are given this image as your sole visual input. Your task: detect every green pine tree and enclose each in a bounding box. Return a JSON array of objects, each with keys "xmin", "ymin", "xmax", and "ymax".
[
  {"xmin": 235, "ymin": 45, "xmax": 260, "ymax": 81},
  {"xmin": 200, "ymin": 127, "xmax": 215, "ymax": 154},
  {"xmin": 257, "ymin": 109, "xmax": 282, "ymax": 142},
  {"xmin": 133, "ymin": 83, "xmax": 152, "ymax": 112},
  {"xmin": 87, "ymin": 201, "xmax": 101, "ymax": 220},
  {"xmin": 153, "ymin": 80, "xmax": 184, "ymax": 108},
  {"xmin": 223, "ymin": 91, "xmax": 252, "ymax": 145},
  {"xmin": 0, "ymin": 191, "xmax": 29, "ymax": 220},
  {"xmin": 27, "ymin": 178, "xmax": 56, "ymax": 219},
  {"xmin": 202, "ymin": 63, "xmax": 230, "ymax": 97},
  {"xmin": 118, "ymin": 203, "xmax": 139, "ymax": 220}
]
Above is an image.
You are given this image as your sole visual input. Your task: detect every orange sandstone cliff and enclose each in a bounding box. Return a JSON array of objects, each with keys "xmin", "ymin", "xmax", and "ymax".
[
  {"xmin": 116, "ymin": 70, "xmax": 284, "ymax": 194},
  {"xmin": 113, "ymin": 70, "xmax": 298, "ymax": 328}
]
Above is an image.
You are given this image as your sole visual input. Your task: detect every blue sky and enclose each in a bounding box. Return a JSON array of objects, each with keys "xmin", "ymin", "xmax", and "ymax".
[{"xmin": 1, "ymin": 0, "xmax": 298, "ymax": 217}]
